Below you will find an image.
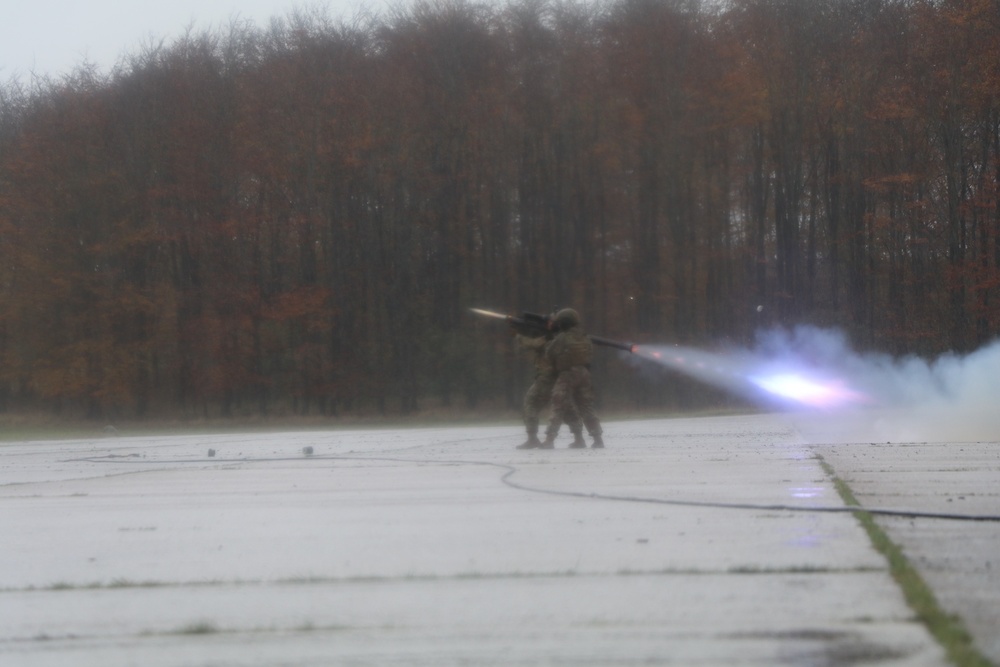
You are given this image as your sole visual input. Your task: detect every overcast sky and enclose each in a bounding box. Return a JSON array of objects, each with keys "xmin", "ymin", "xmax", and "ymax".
[{"xmin": 1, "ymin": 0, "xmax": 393, "ymax": 82}]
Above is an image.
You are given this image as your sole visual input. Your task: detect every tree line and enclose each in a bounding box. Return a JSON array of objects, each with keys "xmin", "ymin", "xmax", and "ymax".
[{"xmin": 0, "ymin": 0, "xmax": 997, "ymax": 419}]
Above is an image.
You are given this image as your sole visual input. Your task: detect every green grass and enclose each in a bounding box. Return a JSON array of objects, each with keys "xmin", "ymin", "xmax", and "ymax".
[
  {"xmin": 819, "ymin": 458, "xmax": 994, "ymax": 667},
  {"xmin": 175, "ymin": 621, "xmax": 219, "ymax": 635}
]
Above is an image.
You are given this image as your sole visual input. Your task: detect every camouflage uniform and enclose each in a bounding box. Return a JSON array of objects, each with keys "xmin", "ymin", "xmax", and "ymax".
[
  {"xmin": 543, "ymin": 309, "xmax": 604, "ymax": 448},
  {"xmin": 515, "ymin": 333, "xmax": 567, "ymax": 448}
]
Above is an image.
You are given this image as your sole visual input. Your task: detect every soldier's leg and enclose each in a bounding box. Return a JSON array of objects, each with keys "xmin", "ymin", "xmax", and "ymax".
[
  {"xmin": 567, "ymin": 368, "xmax": 587, "ymax": 448},
  {"xmin": 518, "ymin": 379, "xmax": 549, "ymax": 449},
  {"xmin": 544, "ymin": 374, "xmax": 582, "ymax": 448},
  {"xmin": 541, "ymin": 378, "xmax": 565, "ymax": 447},
  {"xmin": 550, "ymin": 368, "xmax": 585, "ymax": 448},
  {"xmin": 575, "ymin": 370, "xmax": 604, "ymax": 448}
]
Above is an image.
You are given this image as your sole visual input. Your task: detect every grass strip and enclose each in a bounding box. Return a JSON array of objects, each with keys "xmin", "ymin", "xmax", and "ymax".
[{"xmin": 819, "ymin": 458, "xmax": 994, "ymax": 667}]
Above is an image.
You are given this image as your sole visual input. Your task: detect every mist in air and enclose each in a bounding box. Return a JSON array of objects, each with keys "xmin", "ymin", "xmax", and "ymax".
[{"xmin": 631, "ymin": 326, "xmax": 1000, "ymax": 444}]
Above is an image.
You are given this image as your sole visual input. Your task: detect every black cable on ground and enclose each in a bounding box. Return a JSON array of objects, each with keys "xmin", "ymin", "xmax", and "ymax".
[{"xmin": 72, "ymin": 451, "xmax": 1000, "ymax": 523}]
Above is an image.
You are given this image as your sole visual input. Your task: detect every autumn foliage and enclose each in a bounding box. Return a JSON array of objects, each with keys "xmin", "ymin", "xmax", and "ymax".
[{"xmin": 0, "ymin": 0, "xmax": 998, "ymax": 419}]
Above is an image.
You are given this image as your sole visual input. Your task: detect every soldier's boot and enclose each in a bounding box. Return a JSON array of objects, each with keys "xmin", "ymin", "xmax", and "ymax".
[
  {"xmin": 569, "ymin": 431, "xmax": 586, "ymax": 449},
  {"xmin": 538, "ymin": 434, "xmax": 556, "ymax": 449},
  {"xmin": 516, "ymin": 434, "xmax": 542, "ymax": 449},
  {"xmin": 591, "ymin": 434, "xmax": 605, "ymax": 449}
]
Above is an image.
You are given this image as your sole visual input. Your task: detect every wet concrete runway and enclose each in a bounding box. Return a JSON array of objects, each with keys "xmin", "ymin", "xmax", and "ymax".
[
  {"xmin": 814, "ymin": 440, "xmax": 1000, "ymax": 664},
  {"xmin": 1, "ymin": 414, "xmax": 996, "ymax": 665}
]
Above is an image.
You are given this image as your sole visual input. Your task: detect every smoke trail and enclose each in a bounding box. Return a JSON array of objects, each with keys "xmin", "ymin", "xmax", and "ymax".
[{"xmin": 631, "ymin": 326, "xmax": 1000, "ymax": 443}]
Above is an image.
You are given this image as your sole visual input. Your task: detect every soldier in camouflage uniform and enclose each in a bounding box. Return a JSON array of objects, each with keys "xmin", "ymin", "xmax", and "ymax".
[
  {"xmin": 514, "ymin": 332, "xmax": 566, "ymax": 449},
  {"xmin": 541, "ymin": 308, "xmax": 604, "ymax": 449}
]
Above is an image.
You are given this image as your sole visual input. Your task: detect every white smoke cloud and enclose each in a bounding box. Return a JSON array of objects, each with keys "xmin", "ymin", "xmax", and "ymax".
[{"xmin": 631, "ymin": 326, "xmax": 1000, "ymax": 444}]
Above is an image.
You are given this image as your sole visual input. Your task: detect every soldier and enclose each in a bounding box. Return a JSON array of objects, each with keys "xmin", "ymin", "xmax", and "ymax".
[
  {"xmin": 541, "ymin": 308, "xmax": 604, "ymax": 449},
  {"xmin": 513, "ymin": 311, "xmax": 571, "ymax": 449}
]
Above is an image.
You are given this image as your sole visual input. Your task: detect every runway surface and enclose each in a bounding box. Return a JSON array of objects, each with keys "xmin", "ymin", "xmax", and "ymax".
[{"xmin": 1, "ymin": 414, "xmax": 996, "ymax": 666}]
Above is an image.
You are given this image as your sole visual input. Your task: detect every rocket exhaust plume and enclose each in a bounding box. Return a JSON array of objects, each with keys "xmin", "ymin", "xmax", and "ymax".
[{"xmin": 631, "ymin": 326, "xmax": 1000, "ymax": 443}]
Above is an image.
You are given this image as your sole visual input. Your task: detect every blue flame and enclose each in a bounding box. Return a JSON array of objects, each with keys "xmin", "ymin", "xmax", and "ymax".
[
  {"xmin": 629, "ymin": 326, "xmax": 1000, "ymax": 441},
  {"xmin": 633, "ymin": 343, "xmax": 869, "ymax": 410},
  {"xmin": 748, "ymin": 372, "xmax": 867, "ymax": 409}
]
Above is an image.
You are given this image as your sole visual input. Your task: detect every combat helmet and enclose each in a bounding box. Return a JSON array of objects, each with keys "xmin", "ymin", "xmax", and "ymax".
[{"xmin": 553, "ymin": 308, "xmax": 580, "ymax": 330}]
